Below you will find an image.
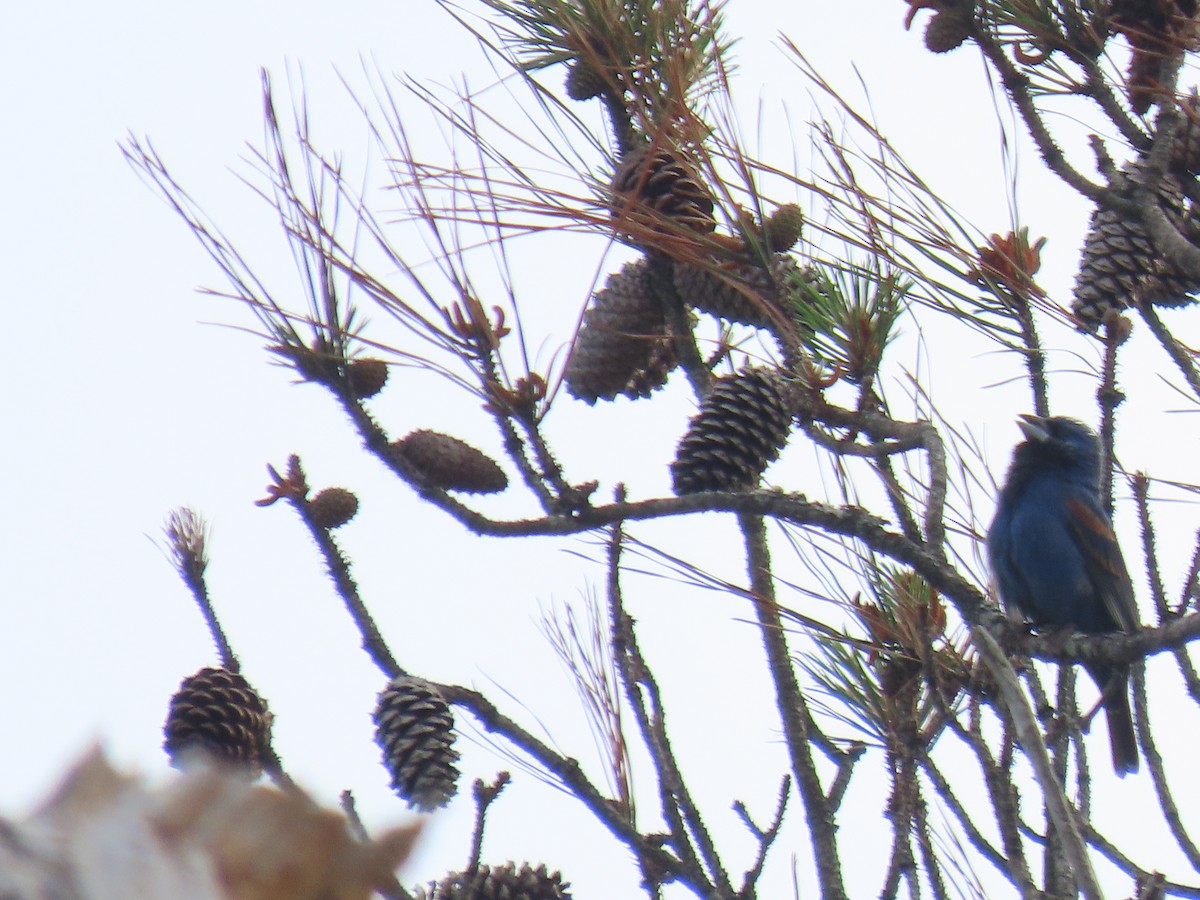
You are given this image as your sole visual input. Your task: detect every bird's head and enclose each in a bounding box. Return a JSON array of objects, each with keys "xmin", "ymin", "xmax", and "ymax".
[{"xmin": 1014, "ymin": 414, "xmax": 1101, "ymax": 475}]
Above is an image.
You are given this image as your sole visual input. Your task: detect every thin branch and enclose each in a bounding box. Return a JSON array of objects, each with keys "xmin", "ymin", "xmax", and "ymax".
[
  {"xmin": 439, "ymin": 680, "xmax": 687, "ymax": 885},
  {"xmin": 1133, "ymin": 473, "xmax": 1170, "ymax": 622},
  {"xmin": 732, "ymin": 775, "xmax": 791, "ymax": 898},
  {"xmin": 267, "ymin": 457, "xmax": 402, "ymax": 679},
  {"xmin": 605, "ymin": 499, "xmax": 727, "ymax": 897},
  {"xmin": 739, "ymin": 511, "xmax": 847, "ymax": 900},
  {"xmin": 1131, "ymin": 662, "xmax": 1200, "ymax": 870},
  {"xmin": 1097, "ymin": 317, "xmax": 1127, "ymax": 517},
  {"xmin": 971, "ymin": 628, "xmax": 1103, "ymax": 900},
  {"xmin": 164, "ymin": 508, "xmax": 239, "ymax": 672},
  {"xmin": 468, "ymin": 772, "xmax": 512, "ymax": 869}
]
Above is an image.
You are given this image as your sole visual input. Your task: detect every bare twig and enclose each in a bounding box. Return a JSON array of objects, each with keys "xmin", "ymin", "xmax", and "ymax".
[
  {"xmin": 605, "ymin": 509, "xmax": 731, "ymax": 897},
  {"xmin": 468, "ymin": 772, "xmax": 513, "ymax": 869},
  {"xmin": 739, "ymin": 511, "xmax": 847, "ymax": 900},
  {"xmin": 164, "ymin": 508, "xmax": 239, "ymax": 672},
  {"xmin": 732, "ymin": 775, "xmax": 791, "ymax": 897},
  {"xmin": 971, "ymin": 628, "xmax": 1103, "ymax": 900},
  {"xmin": 266, "ymin": 456, "xmax": 403, "ymax": 679}
]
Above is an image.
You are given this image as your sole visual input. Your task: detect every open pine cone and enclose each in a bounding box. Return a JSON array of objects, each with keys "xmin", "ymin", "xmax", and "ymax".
[
  {"xmin": 565, "ymin": 258, "xmax": 678, "ymax": 402},
  {"xmin": 1072, "ymin": 162, "xmax": 1200, "ymax": 330},
  {"xmin": 671, "ymin": 367, "xmax": 795, "ymax": 494},
  {"xmin": 163, "ymin": 667, "xmax": 272, "ymax": 777},
  {"xmin": 609, "ymin": 144, "xmax": 716, "ymax": 246},
  {"xmin": 373, "ymin": 676, "xmax": 461, "ymax": 812},
  {"xmin": 416, "ymin": 863, "xmax": 571, "ymax": 900}
]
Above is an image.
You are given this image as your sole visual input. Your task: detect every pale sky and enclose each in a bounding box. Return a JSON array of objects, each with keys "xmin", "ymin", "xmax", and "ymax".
[{"xmin": 4, "ymin": 2, "xmax": 1199, "ymax": 897}]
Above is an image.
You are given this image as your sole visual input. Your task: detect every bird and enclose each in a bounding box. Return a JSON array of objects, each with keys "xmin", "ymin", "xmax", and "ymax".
[{"xmin": 987, "ymin": 415, "xmax": 1140, "ymax": 776}]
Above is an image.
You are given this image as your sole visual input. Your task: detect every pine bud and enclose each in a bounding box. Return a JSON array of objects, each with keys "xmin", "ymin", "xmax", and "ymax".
[{"xmin": 763, "ymin": 204, "xmax": 804, "ymax": 252}]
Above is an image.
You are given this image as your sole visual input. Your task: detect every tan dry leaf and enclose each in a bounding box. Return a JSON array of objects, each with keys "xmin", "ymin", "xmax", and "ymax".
[{"xmin": 0, "ymin": 747, "xmax": 420, "ymax": 900}]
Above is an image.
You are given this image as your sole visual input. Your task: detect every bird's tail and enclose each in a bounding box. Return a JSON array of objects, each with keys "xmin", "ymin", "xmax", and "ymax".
[{"xmin": 1089, "ymin": 665, "xmax": 1138, "ymax": 776}]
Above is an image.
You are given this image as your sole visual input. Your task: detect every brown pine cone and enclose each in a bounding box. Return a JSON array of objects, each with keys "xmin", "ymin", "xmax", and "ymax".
[
  {"xmin": 1072, "ymin": 163, "xmax": 1200, "ymax": 329},
  {"xmin": 1111, "ymin": 0, "xmax": 1200, "ymax": 113},
  {"xmin": 670, "ymin": 367, "xmax": 795, "ymax": 494},
  {"xmin": 374, "ymin": 676, "xmax": 460, "ymax": 812},
  {"xmin": 565, "ymin": 259, "xmax": 678, "ymax": 402},
  {"xmin": 609, "ymin": 144, "xmax": 716, "ymax": 245},
  {"xmin": 347, "ymin": 358, "xmax": 389, "ymax": 398},
  {"xmin": 924, "ymin": 10, "xmax": 972, "ymax": 52},
  {"xmin": 163, "ymin": 667, "xmax": 272, "ymax": 777},
  {"xmin": 416, "ymin": 863, "xmax": 572, "ymax": 900},
  {"xmin": 308, "ymin": 487, "xmax": 359, "ymax": 529},
  {"xmin": 565, "ymin": 61, "xmax": 606, "ymax": 101},
  {"xmin": 389, "ymin": 431, "xmax": 508, "ymax": 494}
]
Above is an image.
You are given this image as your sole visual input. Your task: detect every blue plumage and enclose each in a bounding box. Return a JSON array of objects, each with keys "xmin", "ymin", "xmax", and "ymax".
[{"xmin": 987, "ymin": 415, "xmax": 1139, "ymax": 775}]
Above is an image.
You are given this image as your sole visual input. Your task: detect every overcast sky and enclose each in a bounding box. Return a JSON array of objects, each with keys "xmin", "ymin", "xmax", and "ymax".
[{"xmin": 5, "ymin": 2, "xmax": 1200, "ymax": 897}]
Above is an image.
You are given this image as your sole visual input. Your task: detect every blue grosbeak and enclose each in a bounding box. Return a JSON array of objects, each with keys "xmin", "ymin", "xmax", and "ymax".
[{"xmin": 987, "ymin": 415, "xmax": 1140, "ymax": 775}]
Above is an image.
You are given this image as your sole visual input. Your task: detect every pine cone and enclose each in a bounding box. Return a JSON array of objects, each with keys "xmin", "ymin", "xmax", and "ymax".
[
  {"xmin": 347, "ymin": 358, "xmax": 389, "ymax": 399},
  {"xmin": 1112, "ymin": 0, "xmax": 1200, "ymax": 113},
  {"xmin": 164, "ymin": 667, "xmax": 272, "ymax": 777},
  {"xmin": 673, "ymin": 254, "xmax": 800, "ymax": 330},
  {"xmin": 309, "ymin": 487, "xmax": 359, "ymax": 529},
  {"xmin": 565, "ymin": 259, "xmax": 678, "ymax": 403},
  {"xmin": 417, "ymin": 863, "xmax": 572, "ymax": 900},
  {"xmin": 1072, "ymin": 163, "xmax": 1200, "ymax": 329},
  {"xmin": 609, "ymin": 144, "xmax": 716, "ymax": 245},
  {"xmin": 923, "ymin": 10, "xmax": 971, "ymax": 52},
  {"xmin": 763, "ymin": 203, "xmax": 805, "ymax": 253},
  {"xmin": 389, "ymin": 431, "xmax": 508, "ymax": 494},
  {"xmin": 670, "ymin": 368, "xmax": 795, "ymax": 494},
  {"xmin": 374, "ymin": 676, "xmax": 460, "ymax": 812},
  {"xmin": 565, "ymin": 61, "xmax": 606, "ymax": 101}
]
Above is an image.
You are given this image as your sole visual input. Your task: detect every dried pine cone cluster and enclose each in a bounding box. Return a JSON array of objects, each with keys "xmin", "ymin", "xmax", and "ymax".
[
  {"xmin": 373, "ymin": 676, "xmax": 461, "ymax": 812},
  {"xmin": 163, "ymin": 667, "xmax": 273, "ymax": 777},
  {"xmin": 565, "ymin": 259, "xmax": 678, "ymax": 403},
  {"xmin": 416, "ymin": 863, "xmax": 571, "ymax": 900},
  {"xmin": 670, "ymin": 368, "xmax": 796, "ymax": 495}
]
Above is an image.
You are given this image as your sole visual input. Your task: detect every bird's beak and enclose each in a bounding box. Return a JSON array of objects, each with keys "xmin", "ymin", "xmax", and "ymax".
[{"xmin": 1017, "ymin": 414, "xmax": 1050, "ymax": 442}]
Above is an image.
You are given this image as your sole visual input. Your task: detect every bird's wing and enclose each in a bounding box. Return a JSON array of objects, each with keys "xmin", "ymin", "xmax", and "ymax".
[{"xmin": 1065, "ymin": 496, "xmax": 1139, "ymax": 632}]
